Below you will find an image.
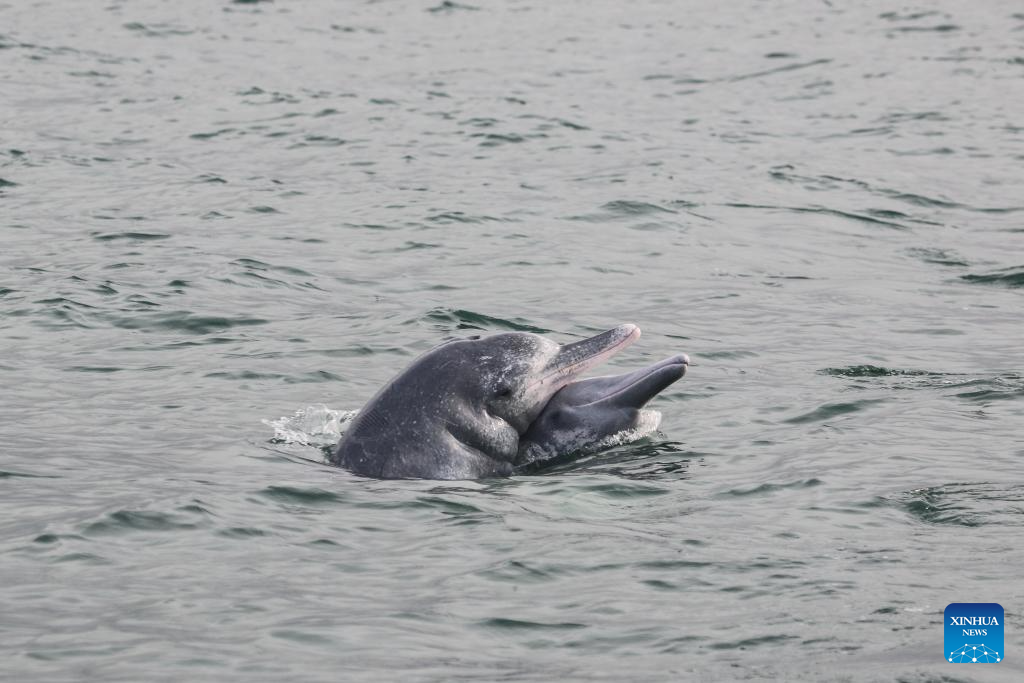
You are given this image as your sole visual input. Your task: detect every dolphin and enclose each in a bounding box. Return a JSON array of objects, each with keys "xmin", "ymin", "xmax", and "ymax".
[
  {"xmin": 516, "ymin": 354, "xmax": 689, "ymax": 471},
  {"xmin": 331, "ymin": 324, "xmax": 641, "ymax": 479}
]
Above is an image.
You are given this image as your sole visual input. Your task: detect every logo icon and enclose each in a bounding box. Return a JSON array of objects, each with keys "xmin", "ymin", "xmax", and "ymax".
[{"xmin": 945, "ymin": 603, "xmax": 1003, "ymax": 663}]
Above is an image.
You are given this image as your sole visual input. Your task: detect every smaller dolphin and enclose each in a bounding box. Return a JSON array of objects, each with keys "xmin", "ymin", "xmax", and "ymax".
[{"xmin": 516, "ymin": 354, "xmax": 689, "ymax": 471}]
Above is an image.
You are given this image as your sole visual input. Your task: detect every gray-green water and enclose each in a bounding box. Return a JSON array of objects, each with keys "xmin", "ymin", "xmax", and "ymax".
[{"xmin": 2, "ymin": 1, "xmax": 1023, "ymax": 681}]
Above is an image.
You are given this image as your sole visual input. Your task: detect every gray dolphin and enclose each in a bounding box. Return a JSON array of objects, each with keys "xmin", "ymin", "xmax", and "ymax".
[
  {"xmin": 516, "ymin": 353, "xmax": 689, "ymax": 471},
  {"xmin": 332, "ymin": 324, "xmax": 641, "ymax": 479}
]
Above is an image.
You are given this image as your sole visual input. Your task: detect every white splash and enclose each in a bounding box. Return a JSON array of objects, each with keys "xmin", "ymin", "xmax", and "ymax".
[
  {"xmin": 593, "ymin": 409, "xmax": 663, "ymax": 450},
  {"xmin": 262, "ymin": 404, "xmax": 358, "ymax": 447}
]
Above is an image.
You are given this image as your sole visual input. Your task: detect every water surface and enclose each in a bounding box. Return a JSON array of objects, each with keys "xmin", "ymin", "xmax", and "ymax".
[{"xmin": 2, "ymin": 1, "xmax": 1023, "ymax": 680}]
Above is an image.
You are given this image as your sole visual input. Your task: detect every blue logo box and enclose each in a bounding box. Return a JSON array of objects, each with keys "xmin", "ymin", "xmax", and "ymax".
[{"xmin": 945, "ymin": 603, "xmax": 1004, "ymax": 663}]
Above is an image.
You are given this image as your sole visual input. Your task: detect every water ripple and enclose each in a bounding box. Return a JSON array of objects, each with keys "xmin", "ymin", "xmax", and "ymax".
[
  {"xmin": 784, "ymin": 399, "xmax": 887, "ymax": 424},
  {"xmin": 419, "ymin": 308, "xmax": 549, "ymax": 334},
  {"xmin": 568, "ymin": 200, "xmax": 677, "ymax": 222},
  {"xmin": 258, "ymin": 486, "xmax": 348, "ymax": 506},
  {"xmin": 960, "ymin": 267, "xmax": 1024, "ymax": 288},
  {"xmin": 820, "ymin": 365, "xmax": 938, "ymax": 378},
  {"xmin": 105, "ymin": 312, "xmax": 269, "ymax": 334},
  {"xmin": 82, "ymin": 510, "xmax": 203, "ymax": 536},
  {"xmin": 717, "ymin": 479, "xmax": 823, "ymax": 498},
  {"xmin": 900, "ymin": 483, "xmax": 1024, "ymax": 527}
]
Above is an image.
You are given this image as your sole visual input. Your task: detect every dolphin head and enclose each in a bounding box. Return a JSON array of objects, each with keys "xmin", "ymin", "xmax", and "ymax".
[
  {"xmin": 516, "ymin": 353, "xmax": 689, "ymax": 469},
  {"xmin": 463, "ymin": 323, "xmax": 642, "ymax": 434}
]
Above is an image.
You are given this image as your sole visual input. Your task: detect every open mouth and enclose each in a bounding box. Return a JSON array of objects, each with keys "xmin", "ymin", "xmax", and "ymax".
[{"xmin": 535, "ymin": 323, "xmax": 641, "ymax": 388}]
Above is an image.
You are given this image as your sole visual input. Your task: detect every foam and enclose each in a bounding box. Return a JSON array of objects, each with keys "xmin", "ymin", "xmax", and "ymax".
[{"xmin": 262, "ymin": 404, "xmax": 357, "ymax": 447}]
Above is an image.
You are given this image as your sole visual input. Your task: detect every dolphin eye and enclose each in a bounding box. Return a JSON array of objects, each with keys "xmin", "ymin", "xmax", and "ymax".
[{"xmin": 495, "ymin": 385, "xmax": 513, "ymax": 399}]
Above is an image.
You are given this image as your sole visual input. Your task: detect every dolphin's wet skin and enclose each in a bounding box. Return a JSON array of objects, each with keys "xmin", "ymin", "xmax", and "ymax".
[{"xmin": 331, "ymin": 325, "xmax": 687, "ymax": 479}]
